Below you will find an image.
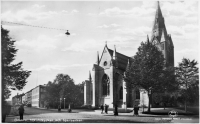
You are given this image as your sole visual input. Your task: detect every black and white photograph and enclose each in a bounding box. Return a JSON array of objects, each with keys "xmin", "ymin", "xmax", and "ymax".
[{"xmin": 1, "ymin": 0, "xmax": 199, "ymax": 123}]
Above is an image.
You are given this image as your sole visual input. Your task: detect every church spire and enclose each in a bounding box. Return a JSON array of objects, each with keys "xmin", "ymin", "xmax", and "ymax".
[
  {"xmin": 113, "ymin": 45, "xmax": 117, "ymax": 60},
  {"xmin": 147, "ymin": 35, "xmax": 149, "ymax": 43},
  {"xmin": 89, "ymin": 71, "xmax": 92, "ymax": 81},
  {"xmin": 155, "ymin": 1, "xmax": 163, "ymax": 18},
  {"xmin": 151, "ymin": 1, "xmax": 167, "ymax": 42},
  {"xmin": 124, "ymin": 59, "xmax": 130, "ymax": 76},
  {"xmin": 96, "ymin": 51, "xmax": 99, "ymax": 65}
]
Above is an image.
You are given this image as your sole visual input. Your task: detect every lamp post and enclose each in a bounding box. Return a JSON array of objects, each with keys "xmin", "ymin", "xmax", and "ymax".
[
  {"xmin": 64, "ymin": 98, "xmax": 65, "ymax": 109},
  {"xmin": 143, "ymin": 92, "xmax": 144, "ymax": 112},
  {"xmin": 164, "ymin": 88, "xmax": 167, "ymax": 110},
  {"xmin": 60, "ymin": 98, "xmax": 62, "ymax": 108},
  {"xmin": 148, "ymin": 87, "xmax": 152, "ymax": 112}
]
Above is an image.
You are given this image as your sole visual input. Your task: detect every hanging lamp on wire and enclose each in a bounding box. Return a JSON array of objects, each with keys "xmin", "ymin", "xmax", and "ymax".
[{"xmin": 65, "ymin": 30, "xmax": 70, "ymax": 35}]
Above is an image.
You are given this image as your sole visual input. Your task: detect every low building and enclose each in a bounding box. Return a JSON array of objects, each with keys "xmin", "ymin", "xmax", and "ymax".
[
  {"xmin": 24, "ymin": 93, "xmax": 28, "ymax": 103},
  {"xmin": 32, "ymin": 85, "xmax": 46, "ymax": 108},
  {"xmin": 27, "ymin": 90, "xmax": 32, "ymax": 106}
]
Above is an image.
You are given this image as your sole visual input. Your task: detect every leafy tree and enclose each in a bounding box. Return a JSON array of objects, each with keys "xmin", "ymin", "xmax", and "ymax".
[
  {"xmin": 1, "ymin": 26, "xmax": 31, "ymax": 121},
  {"xmin": 124, "ymin": 40, "xmax": 166, "ymax": 112},
  {"xmin": 44, "ymin": 81, "xmax": 60, "ymax": 108},
  {"xmin": 175, "ymin": 58, "xmax": 198, "ymax": 112},
  {"xmin": 44, "ymin": 74, "xmax": 84, "ymax": 109},
  {"xmin": 73, "ymin": 83, "xmax": 84, "ymax": 106}
]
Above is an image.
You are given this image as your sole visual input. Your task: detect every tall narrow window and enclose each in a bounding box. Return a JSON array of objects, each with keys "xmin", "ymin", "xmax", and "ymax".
[
  {"xmin": 136, "ymin": 89, "xmax": 140, "ymax": 99},
  {"xmin": 119, "ymin": 86, "xmax": 123, "ymax": 99},
  {"xmin": 102, "ymin": 74, "xmax": 110, "ymax": 96}
]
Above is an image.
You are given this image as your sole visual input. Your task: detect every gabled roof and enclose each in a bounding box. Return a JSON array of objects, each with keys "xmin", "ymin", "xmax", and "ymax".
[{"xmin": 107, "ymin": 48, "xmax": 131, "ymax": 71}]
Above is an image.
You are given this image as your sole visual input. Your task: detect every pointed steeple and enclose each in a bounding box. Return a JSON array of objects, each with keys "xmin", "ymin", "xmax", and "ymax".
[
  {"xmin": 113, "ymin": 45, "xmax": 117, "ymax": 60},
  {"xmin": 96, "ymin": 51, "xmax": 99, "ymax": 65},
  {"xmin": 127, "ymin": 59, "xmax": 130, "ymax": 67},
  {"xmin": 151, "ymin": 1, "xmax": 167, "ymax": 43},
  {"xmin": 124, "ymin": 59, "xmax": 130, "ymax": 76},
  {"xmin": 155, "ymin": 1, "xmax": 163, "ymax": 18},
  {"xmin": 89, "ymin": 71, "xmax": 92, "ymax": 81},
  {"xmin": 147, "ymin": 35, "xmax": 150, "ymax": 43}
]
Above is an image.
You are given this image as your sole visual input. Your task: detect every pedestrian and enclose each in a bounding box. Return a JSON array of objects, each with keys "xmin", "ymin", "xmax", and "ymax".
[
  {"xmin": 58, "ymin": 105, "xmax": 61, "ymax": 112},
  {"xmin": 18, "ymin": 105, "xmax": 24, "ymax": 120},
  {"xmin": 133, "ymin": 105, "xmax": 139, "ymax": 116},
  {"xmin": 105, "ymin": 104, "xmax": 108, "ymax": 114},
  {"xmin": 114, "ymin": 104, "xmax": 118, "ymax": 116},
  {"xmin": 100, "ymin": 104, "xmax": 104, "ymax": 114}
]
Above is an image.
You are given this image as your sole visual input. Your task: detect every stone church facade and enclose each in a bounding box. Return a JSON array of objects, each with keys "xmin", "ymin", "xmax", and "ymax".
[{"xmin": 84, "ymin": 1, "xmax": 174, "ymax": 108}]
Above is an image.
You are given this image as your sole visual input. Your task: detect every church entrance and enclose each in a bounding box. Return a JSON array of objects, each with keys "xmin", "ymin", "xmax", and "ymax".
[
  {"xmin": 100, "ymin": 74, "xmax": 111, "ymax": 105},
  {"xmin": 102, "ymin": 74, "xmax": 110, "ymax": 96}
]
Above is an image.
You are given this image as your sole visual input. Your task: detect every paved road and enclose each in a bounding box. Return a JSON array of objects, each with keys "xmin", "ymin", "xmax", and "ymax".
[{"xmin": 6, "ymin": 107, "xmax": 199, "ymax": 123}]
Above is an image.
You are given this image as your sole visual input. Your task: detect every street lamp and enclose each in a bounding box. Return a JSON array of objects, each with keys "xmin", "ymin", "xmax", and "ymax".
[
  {"xmin": 164, "ymin": 87, "xmax": 167, "ymax": 110},
  {"xmin": 142, "ymin": 92, "xmax": 144, "ymax": 112},
  {"xmin": 64, "ymin": 98, "xmax": 65, "ymax": 109},
  {"xmin": 60, "ymin": 98, "xmax": 62, "ymax": 108},
  {"xmin": 148, "ymin": 87, "xmax": 152, "ymax": 112}
]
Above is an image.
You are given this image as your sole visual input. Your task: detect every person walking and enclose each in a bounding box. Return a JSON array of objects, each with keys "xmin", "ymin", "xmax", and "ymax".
[
  {"xmin": 114, "ymin": 104, "xmax": 118, "ymax": 116},
  {"xmin": 133, "ymin": 105, "xmax": 139, "ymax": 116},
  {"xmin": 100, "ymin": 104, "xmax": 104, "ymax": 114},
  {"xmin": 18, "ymin": 105, "xmax": 24, "ymax": 120},
  {"xmin": 58, "ymin": 105, "xmax": 61, "ymax": 112},
  {"xmin": 105, "ymin": 104, "xmax": 108, "ymax": 114}
]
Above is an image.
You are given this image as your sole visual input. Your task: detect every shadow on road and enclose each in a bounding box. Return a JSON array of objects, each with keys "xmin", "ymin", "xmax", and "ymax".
[
  {"xmin": 103, "ymin": 114, "xmax": 164, "ymax": 118},
  {"xmin": 22, "ymin": 107, "xmax": 96, "ymax": 116}
]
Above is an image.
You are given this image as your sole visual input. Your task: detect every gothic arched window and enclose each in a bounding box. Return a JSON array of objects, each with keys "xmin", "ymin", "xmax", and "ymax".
[
  {"xmin": 136, "ymin": 89, "xmax": 140, "ymax": 99},
  {"xmin": 119, "ymin": 86, "xmax": 123, "ymax": 99},
  {"xmin": 102, "ymin": 74, "xmax": 110, "ymax": 96}
]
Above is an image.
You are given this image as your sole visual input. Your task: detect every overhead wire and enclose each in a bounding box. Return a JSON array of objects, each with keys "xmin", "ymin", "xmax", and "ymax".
[
  {"xmin": 1, "ymin": 21, "xmax": 68, "ymax": 31},
  {"xmin": 1, "ymin": 20, "xmax": 125, "ymax": 36}
]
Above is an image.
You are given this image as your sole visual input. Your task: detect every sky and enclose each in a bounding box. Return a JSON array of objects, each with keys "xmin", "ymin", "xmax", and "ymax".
[{"xmin": 1, "ymin": 0, "xmax": 199, "ymax": 100}]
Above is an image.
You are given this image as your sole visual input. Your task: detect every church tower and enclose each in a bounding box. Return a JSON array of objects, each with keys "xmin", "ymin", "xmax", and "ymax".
[{"xmin": 151, "ymin": 1, "xmax": 174, "ymax": 67}]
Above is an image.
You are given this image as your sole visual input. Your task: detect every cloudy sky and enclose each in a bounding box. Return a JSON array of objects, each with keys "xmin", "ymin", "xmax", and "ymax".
[{"xmin": 1, "ymin": 0, "xmax": 198, "ymax": 100}]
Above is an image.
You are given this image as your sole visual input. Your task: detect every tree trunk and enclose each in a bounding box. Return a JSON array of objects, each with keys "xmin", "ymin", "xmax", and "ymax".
[
  {"xmin": 185, "ymin": 100, "xmax": 187, "ymax": 113},
  {"xmin": 185, "ymin": 81, "xmax": 187, "ymax": 113},
  {"xmin": 148, "ymin": 94, "xmax": 151, "ymax": 112}
]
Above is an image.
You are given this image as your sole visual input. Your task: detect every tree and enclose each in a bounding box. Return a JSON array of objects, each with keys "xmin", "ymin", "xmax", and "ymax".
[
  {"xmin": 124, "ymin": 41, "xmax": 166, "ymax": 112},
  {"xmin": 44, "ymin": 74, "xmax": 84, "ymax": 108},
  {"xmin": 44, "ymin": 81, "xmax": 60, "ymax": 108},
  {"xmin": 1, "ymin": 26, "xmax": 31, "ymax": 121},
  {"xmin": 175, "ymin": 58, "xmax": 198, "ymax": 112}
]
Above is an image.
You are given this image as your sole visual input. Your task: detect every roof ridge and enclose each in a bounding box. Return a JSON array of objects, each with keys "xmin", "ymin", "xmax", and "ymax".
[{"xmin": 107, "ymin": 48, "xmax": 130, "ymax": 58}]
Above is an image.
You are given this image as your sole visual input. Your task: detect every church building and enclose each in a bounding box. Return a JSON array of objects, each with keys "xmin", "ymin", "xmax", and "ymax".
[{"xmin": 84, "ymin": 1, "xmax": 174, "ymax": 108}]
